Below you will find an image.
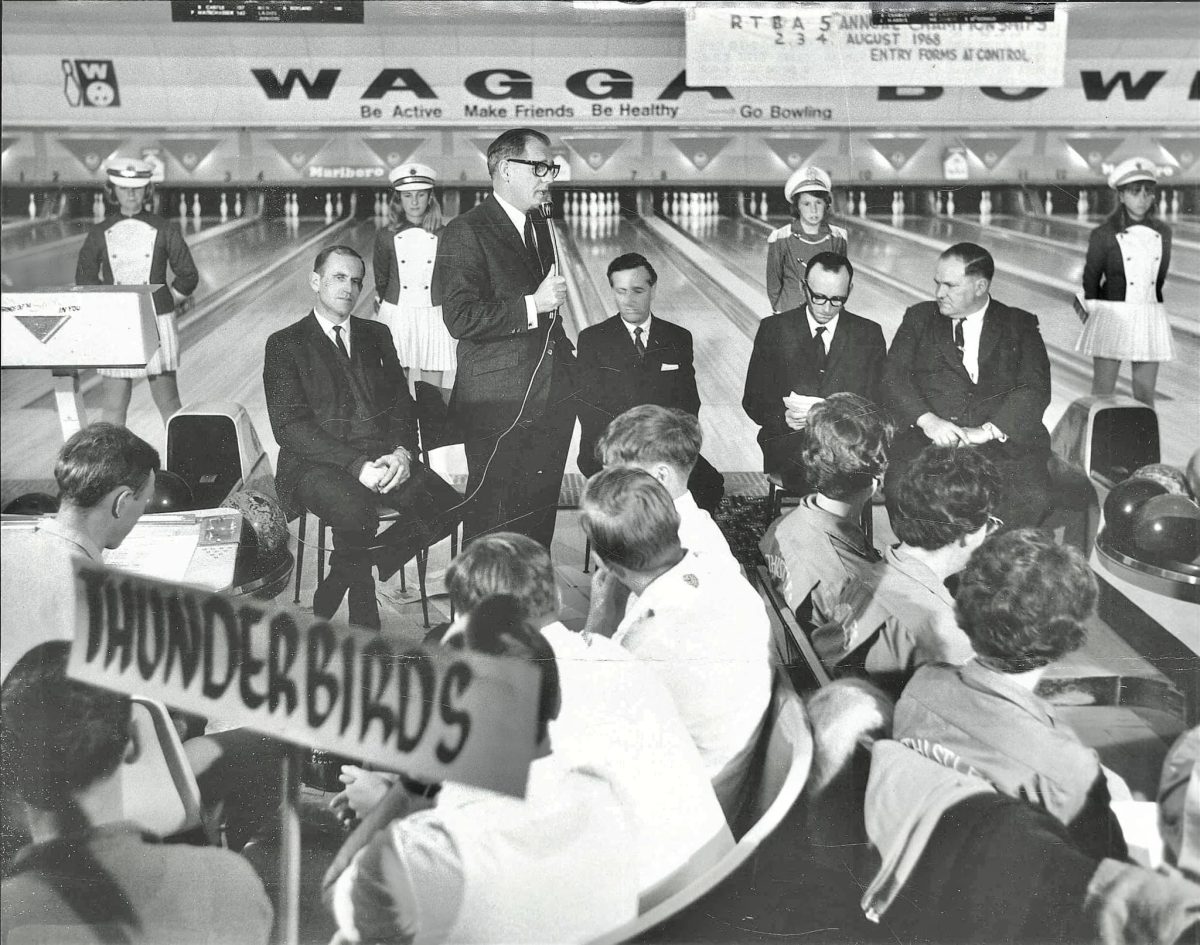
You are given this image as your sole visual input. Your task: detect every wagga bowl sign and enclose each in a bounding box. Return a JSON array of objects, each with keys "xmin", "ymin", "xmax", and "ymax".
[{"xmin": 66, "ymin": 561, "xmax": 540, "ymax": 797}]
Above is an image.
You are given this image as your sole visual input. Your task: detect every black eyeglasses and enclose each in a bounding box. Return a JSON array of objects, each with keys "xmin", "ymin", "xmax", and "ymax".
[
  {"xmin": 803, "ymin": 281, "xmax": 849, "ymax": 306},
  {"xmin": 507, "ymin": 158, "xmax": 561, "ymax": 179}
]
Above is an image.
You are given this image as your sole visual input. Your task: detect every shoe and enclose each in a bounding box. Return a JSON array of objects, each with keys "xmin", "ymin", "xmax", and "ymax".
[
  {"xmin": 348, "ymin": 579, "xmax": 381, "ymax": 630},
  {"xmin": 312, "ymin": 572, "xmax": 349, "ymax": 619}
]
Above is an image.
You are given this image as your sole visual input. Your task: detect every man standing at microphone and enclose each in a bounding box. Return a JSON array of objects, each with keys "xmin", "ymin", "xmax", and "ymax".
[{"xmin": 433, "ymin": 128, "xmax": 576, "ymax": 549}]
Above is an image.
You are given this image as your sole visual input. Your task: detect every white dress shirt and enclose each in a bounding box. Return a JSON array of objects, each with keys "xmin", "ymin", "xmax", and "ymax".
[
  {"xmin": 805, "ymin": 308, "xmax": 840, "ymax": 352},
  {"xmin": 953, "ymin": 299, "xmax": 989, "ymax": 384},
  {"xmin": 313, "ymin": 310, "xmax": 352, "ymax": 357},
  {"xmin": 674, "ymin": 491, "xmax": 739, "ymax": 573},
  {"xmin": 622, "ymin": 314, "xmax": 652, "ymax": 346},
  {"xmin": 493, "ymin": 191, "xmax": 542, "ymax": 330}
]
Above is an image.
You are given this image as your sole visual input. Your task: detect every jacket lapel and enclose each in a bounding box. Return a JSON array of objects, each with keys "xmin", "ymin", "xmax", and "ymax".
[
  {"xmin": 975, "ymin": 299, "xmax": 1002, "ymax": 380},
  {"xmin": 303, "ymin": 312, "xmax": 344, "ymax": 384},
  {"xmin": 933, "ymin": 311, "xmax": 974, "ymax": 384},
  {"xmin": 484, "ymin": 195, "xmax": 543, "ymax": 284}
]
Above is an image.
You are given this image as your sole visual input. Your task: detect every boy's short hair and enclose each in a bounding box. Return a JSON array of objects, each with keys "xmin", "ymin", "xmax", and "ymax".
[
  {"xmin": 891, "ymin": 445, "xmax": 1000, "ymax": 550},
  {"xmin": 801, "ymin": 393, "xmax": 891, "ymax": 500},
  {"xmin": 596, "ymin": 405, "xmax": 701, "ymax": 474},
  {"xmin": 446, "ymin": 533, "xmax": 558, "ymax": 623},
  {"xmin": 55, "ymin": 422, "xmax": 160, "ymax": 510},
  {"xmin": 580, "ymin": 466, "xmax": 681, "ymax": 572},
  {"xmin": 1, "ymin": 641, "xmax": 132, "ymax": 811}
]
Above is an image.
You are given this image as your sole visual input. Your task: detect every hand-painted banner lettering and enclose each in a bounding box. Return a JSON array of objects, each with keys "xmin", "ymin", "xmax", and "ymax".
[{"xmin": 66, "ymin": 561, "xmax": 540, "ymax": 797}]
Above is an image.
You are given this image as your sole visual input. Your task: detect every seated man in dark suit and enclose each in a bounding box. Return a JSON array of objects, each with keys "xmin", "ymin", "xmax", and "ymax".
[
  {"xmin": 263, "ymin": 245, "xmax": 461, "ymax": 629},
  {"xmin": 881, "ymin": 242, "xmax": 1052, "ymax": 527},
  {"xmin": 743, "ymin": 252, "xmax": 886, "ymax": 495},
  {"xmin": 577, "ymin": 253, "xmax": 724, "ymax": 513}
]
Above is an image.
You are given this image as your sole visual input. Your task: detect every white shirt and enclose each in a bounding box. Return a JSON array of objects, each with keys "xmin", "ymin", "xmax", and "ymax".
[
  {"xmin": 493, "ymin": 190, "xmax": 541, "ymax": 330},
  {"xmin": 675, "ymin": 492, "xmax": 739, "ymax": 573},
  {"xmin": 313, "ymin": 309, "xmax": 352, "ymax": 357},
  {"xmin": 805, "ymin": 307, "xmax": 840, "ymax": 353},
  {"xmin": 951, "ymin": 298, "xmax": 989, "ymax": 384},
  {"xmin": 540, "ymin": 622, "xmax": 733, "ymax": 900},
  {"xmin": 615, "ymin": 551, "xmax": 771, "ymax": 819},
  {"xmin": 621, "ymin": 314, "xmax": 652, "ymax": 346}
]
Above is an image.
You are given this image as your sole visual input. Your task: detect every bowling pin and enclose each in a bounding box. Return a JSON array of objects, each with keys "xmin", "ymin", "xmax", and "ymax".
[
  {"xmin": 759, "ymin": 192, "xmax": 768, "ymax": 218},
  {"xmin": 190, "ymin": 193, "xmax": 199, "ymax": 219},
  {"xmin": 858, "ymin": 191, "xmax": 867, "ymax": 218},
  {"xmin": 324, "ymin": 192, "xmax": 333, "ymax": 223},
  {"xmin": 335, "ymin": 192, "xmax": 344, "ymax": 217},
  {"xmin": 1044, "ymin": 190, "xmax": 1053, "ymax": 215},
  {"xmin": 1076, "ymin": 190, "xmax": 1087, "ymax": 219},
  {"xmin": 890, "ymin": 190, "xmax": 900, "ymax": 216},
  {"xmin": 234, "ymin": 192, "xmax": 243, "ymax": 217},
  {"xmin": 28, "ymin": 193, "xmax": 36, "ymax": 220},
  {"xmin": 219, "ymin": 192, "xmax": 228, "ymax": 222},
  {"xmin": 898, "ymin": 190, "xmax": 906, "ymax": 215},
  {"xmin": 946, "ymin": 191, "xmax": 955, "ymax": 217},
  {"xmin": 58, "ymin": 192, "xmax": 68, "ymax": 216},
  {"xmin": 179, "ymin": 193, "xmax": 187, "ymax": 218},
  {"xmin": 1171, "ymin": 189, "xmax": 1181, "ymax": 219},
  {"xmin": 746, "ymin": 192, "xmax": 756, "ymax": 217},
  {"xmin": 349, "ymin": 191, "xmax": 357, "ymax": 216}
]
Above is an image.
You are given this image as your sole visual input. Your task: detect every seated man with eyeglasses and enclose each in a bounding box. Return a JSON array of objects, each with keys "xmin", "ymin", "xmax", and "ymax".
[
  {"xmin": 817, "ymin": 445, "xmax": 1000, "ymax": 697},
  {"xmin": 431, "ymin": 127, "xmax": 577, "ymax": 550},
  {"xmin": 743, "ymin": 251, "xmax": 886, "ymax": 496}
]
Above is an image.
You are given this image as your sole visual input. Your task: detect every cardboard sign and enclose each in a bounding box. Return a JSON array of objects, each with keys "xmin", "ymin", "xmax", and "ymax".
[
  {"xmin": 687, "ymin": 4, "xmax": 1069, "ymax": 88},
  {"xmin": 66, "ymin": 560, "xmax": 541, "ymax": 797}
]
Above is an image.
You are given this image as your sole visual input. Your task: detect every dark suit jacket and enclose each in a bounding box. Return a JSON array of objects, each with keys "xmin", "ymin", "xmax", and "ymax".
[
  {"xmin": 576, "ymin": 314, "xmax": 700, "ymax": 475},
  {"xmin": 742, "ymin": 307, "xmax": 886, "ymax": 472},
  {"xmin": 263, "ymin": 313, "xmax": 418, "ymax": 515},
  {"xmin": 881, "ymin": 299, "xmax": 1051, "ymax": 457},
  {"xmin": 431, "ymin": 195, "xmax": 573, "ymax": 440}
]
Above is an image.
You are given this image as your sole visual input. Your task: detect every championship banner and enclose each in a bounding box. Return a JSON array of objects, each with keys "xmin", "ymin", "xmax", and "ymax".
[
  {"xmin": 687, "ymin": 3, "xmax": 1069, "ymax": 88},
  {"xmin": 66, "ymin": 560, "xmax": 541, "ymax": 797}
]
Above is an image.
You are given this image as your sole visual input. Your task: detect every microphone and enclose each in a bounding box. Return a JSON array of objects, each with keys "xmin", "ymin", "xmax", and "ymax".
[
  {"xmin": 538, "ymin": 197, "xmax": 561, "ymax": 323},
  {"xmin": 540, "ymin": 198, "xmax": 553, "ymax": 220}
]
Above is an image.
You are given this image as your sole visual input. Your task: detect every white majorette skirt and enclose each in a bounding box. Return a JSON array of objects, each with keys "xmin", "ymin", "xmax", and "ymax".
[
  {"xmin": 377, "ymin": 300, "xmax": 457, "ymax": 373},
  {"xmin": 1076, "ymin": 300, "xmax": 1174, "ymax": 363},
  {"xmin": 98, "ymin": 313, "xmax": 180, "ymax": 378}
]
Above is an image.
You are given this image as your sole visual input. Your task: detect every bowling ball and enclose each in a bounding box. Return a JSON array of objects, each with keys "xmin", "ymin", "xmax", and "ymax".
[
  {"xmin": 2, "ymin": 493, "xmax": 59, "ymax": 515},
  {"xmin": 1131, "ymin": 494, "xmax": 1200, "ymax": 566},
  {"xmin": 1187, "ymin": 449, "xmax": 1200, "ymax": 501},
  {"xmin": 149, "ymin": 469, "xmax": 195, "ymax": 513},
  {"xmin": 1130, "ymin": 463, "xmax": 1189, "ymax": 496},
  {"xmin": 1102, "ymin": 477, "xmax": 1168, "ymax": 550},
  {"xmin": 222, "ymin": 489, "xmax": 289, "ymax": 556}
]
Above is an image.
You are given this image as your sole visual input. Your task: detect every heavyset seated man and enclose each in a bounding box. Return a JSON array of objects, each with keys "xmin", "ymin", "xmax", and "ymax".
[
  {"xmin": 325, "ymin": 596, "xmax": 638, "ymax": 945},
  {"xmin": 1, "ymin": 642, "xmax": 274, "ymax": 945},
  {"xmin": 580, "ymin": 466, "xmax": 771, "ymax": 817},
  {"xmin": 597, "ymin": 404, "xmax": 738, "ymax": 571}
]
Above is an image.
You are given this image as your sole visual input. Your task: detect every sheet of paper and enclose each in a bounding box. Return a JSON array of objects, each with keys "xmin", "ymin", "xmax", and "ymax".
[{"xmin": 103, "ymin": 532, "xmax": 200, "ymax": 583}]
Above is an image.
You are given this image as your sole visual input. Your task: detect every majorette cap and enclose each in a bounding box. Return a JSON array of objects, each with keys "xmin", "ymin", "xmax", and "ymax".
[
  {"xmin": 105, "ymin": 158, "xmax": 154, "ymax": 188},
  {"xmin": 784, "ymin": 165, "xmax": 833, "ymax": 202},
  {"xmin": 1107, "ymin": 157, "xmax": 1159, "ymax": 190},
  {"xmin": 388, "ymin": 163, "xmax": 436, "ymax": 191}
]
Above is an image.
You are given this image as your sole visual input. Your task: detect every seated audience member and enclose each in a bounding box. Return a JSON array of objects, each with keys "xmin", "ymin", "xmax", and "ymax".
[
  {"xmin": 332, "ymin": 532, "xmax": 733, "ymax": 904},
  {"xmin": 759, "ymin": 392, "xmax": 891, "ymax": 633},
  {"xmin": 325, "ymin": 596, "xmax": 638, "ymax": 945},
  {"xmin": 893, "ymin": 528, "xmax": 1127, "ymax": 862},
  {"xmin": 863, "ymin": 739, "xmax": 1200, "ymax": 945},
  {"xmin": 4, "ymin": 423, "xmax": 281, "ymax": 857},
  {"xmin": 597, "ymin": 404, "xmax": 738, "ymax": 570},
  {"xmin": 0, "ymin": 642, "xmax": 273, "ymax": 945},
  {"xmin": 581, "ymin": 467, "xmax": 771, "ymax": 816},
  {"xmin": 836, "ymin": 444, "xmax": 998, "ymax": 694}
]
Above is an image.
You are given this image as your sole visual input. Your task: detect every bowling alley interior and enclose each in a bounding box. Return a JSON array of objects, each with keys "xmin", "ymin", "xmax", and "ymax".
[{"xmin": 2, "ymin": 1, "xmax": 1198, "ymax": 943}]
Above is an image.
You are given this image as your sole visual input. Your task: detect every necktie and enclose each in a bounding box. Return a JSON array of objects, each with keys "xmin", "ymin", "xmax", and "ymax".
[
  {"xmin": 523, "ymin": 213, "xmax": 544, "ymax": 277},
  {"xmin": 953, "ymin": 318, "xmax": 965, "ymax": 360},
  {"xmin": 633, "ymin": 326, "xmax": 646, "ymax": 360},
  {"xmin": 813, "ymin": 326, "xmax": 827, "ymax": 374},
  {"xmin": 332, "ymin": 324, "xmax": 349, "ymax": 359}
]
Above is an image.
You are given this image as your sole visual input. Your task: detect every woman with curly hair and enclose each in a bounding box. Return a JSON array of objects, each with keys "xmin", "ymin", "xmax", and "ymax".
[{"xmin": 892, "ymin": 528, "xmax": 1127, "ymax": 861}]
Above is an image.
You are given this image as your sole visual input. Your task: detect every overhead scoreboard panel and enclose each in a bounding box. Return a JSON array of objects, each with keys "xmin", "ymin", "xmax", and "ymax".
[{"xmin": 170, "ymin": 1, "xmax": 363, "ymax": 25}]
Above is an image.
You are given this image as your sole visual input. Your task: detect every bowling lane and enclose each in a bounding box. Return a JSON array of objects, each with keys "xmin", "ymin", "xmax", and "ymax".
[
  {"xmin": 1, "ymin": 218, "xmax": 368, "ymax": 496},
  {"xmin": 556, "ymin": 214, "xmax": 760, "ymax": 473},
  {"xmin": 2, "ymin": 217, "xmax": 93, "ymax": 255},
  {"xmin": 971, "ymin": 215, "xmax": 1200, "ymax": 289}
]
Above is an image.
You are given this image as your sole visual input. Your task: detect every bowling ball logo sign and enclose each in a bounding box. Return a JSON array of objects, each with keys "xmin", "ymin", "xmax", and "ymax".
[
  {"xmin": 60, "ymin": 59, "xmax": 120, "ymax": 108},
  {"xmin": 693, "ymin": 151, "xmax": 709, "ymax": 169},
  {"xmin": 181, "ymin": 152, "xmax": 200, "ymax": 171},
  {"xmin": 786, "ymin": 153, "xmax": 802, "ymax": 169},
  {"xmin": 587, "ymin": 151, "xmax": 605, "ymax": 170}
]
